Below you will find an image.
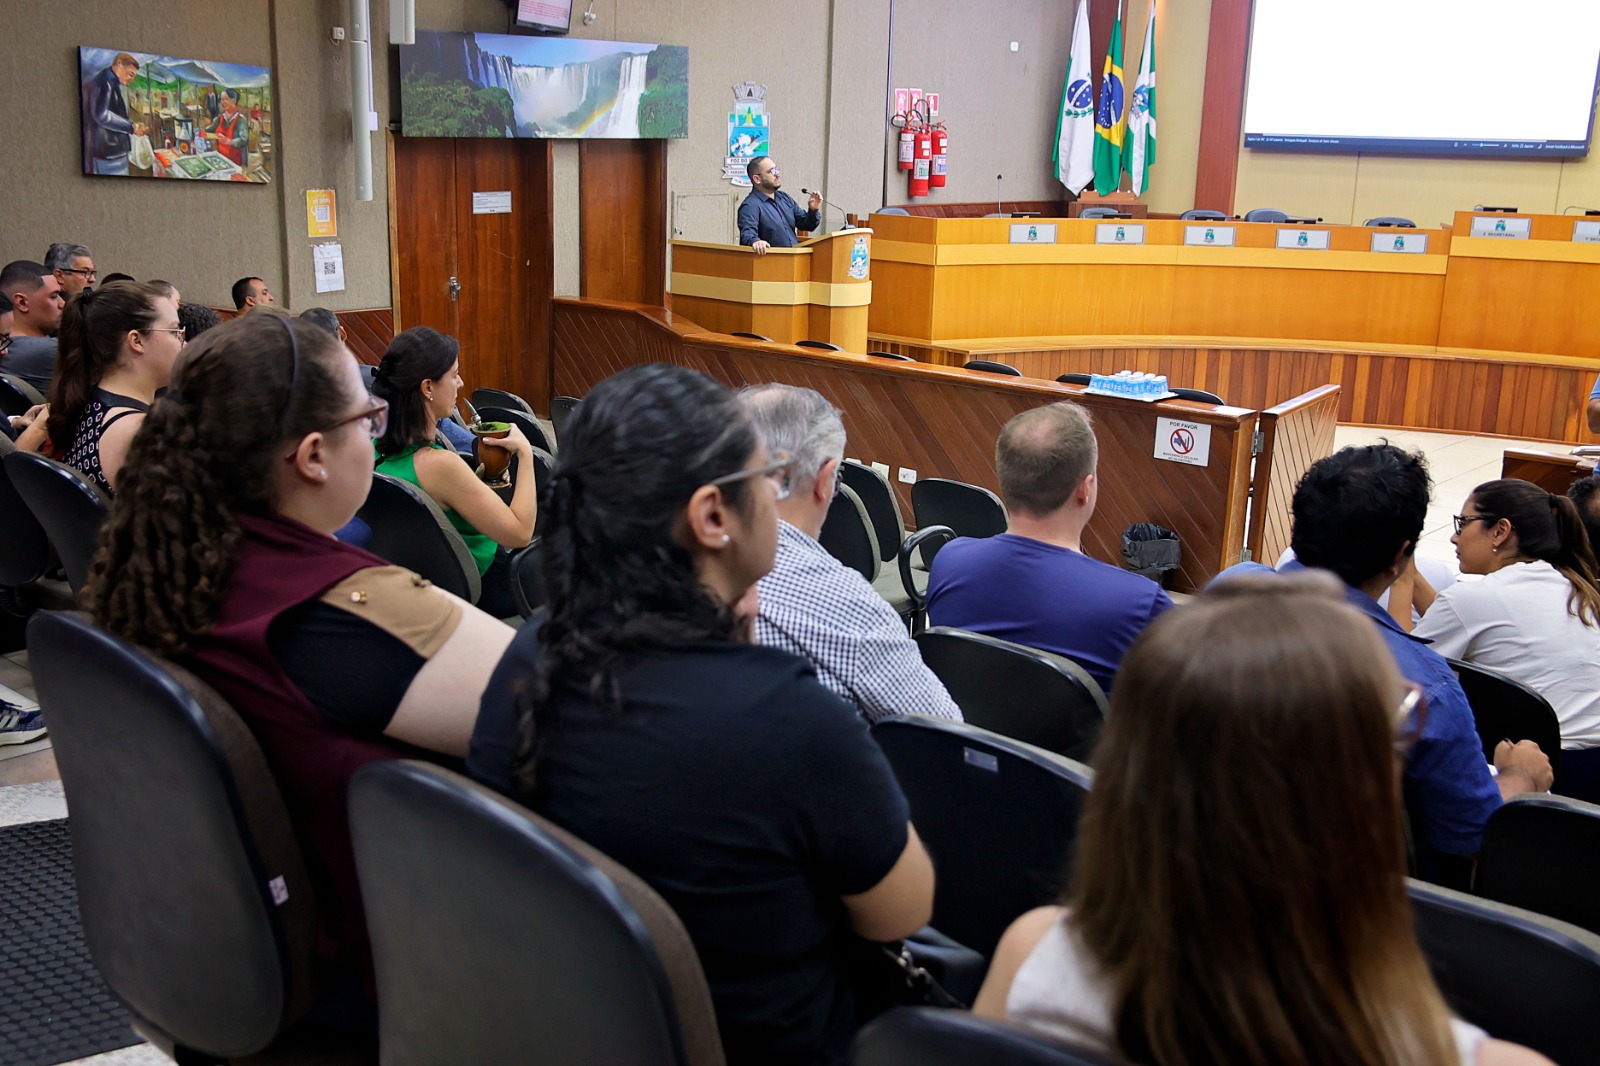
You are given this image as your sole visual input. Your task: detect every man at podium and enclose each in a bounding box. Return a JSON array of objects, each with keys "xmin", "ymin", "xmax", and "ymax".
[{"xmin": 738, "ymin": 156, "xmax": 821, "ymax": 255}]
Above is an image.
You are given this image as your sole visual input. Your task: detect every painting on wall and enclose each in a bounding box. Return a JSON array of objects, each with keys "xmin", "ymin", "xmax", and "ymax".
[
  {"xmin": 79, "ymin": 46, "xmax": 273, "ymax": 183},
  {"xmin": 400, "ymin": 31, "xmax": 688, "ymax": 139}
]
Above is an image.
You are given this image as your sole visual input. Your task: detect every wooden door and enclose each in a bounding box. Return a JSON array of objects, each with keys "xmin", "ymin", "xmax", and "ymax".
[
  {"xmin": 392, "ymin": 136, "xmax": 555, "ymax": 410},
  {"xmin": 580, "ymin": 139, "xmax": 667, "ymax": 305}
]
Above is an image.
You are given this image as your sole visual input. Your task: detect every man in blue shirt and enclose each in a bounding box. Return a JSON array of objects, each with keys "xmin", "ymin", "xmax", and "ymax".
[
  {"xmin": 738, "ymin": 156, "xmax": 821, "ymax": 254},
  {"xmin": 1286, "ymin": 443, "xmax": 1551, "ymax": 865},
  {"xmin": 926, "ymin": 401, "xmax": 1172, "ymax": 694},
  {"xmin": 1586, "ymin": 372, "xmax": 1600, "ymax": 434}
]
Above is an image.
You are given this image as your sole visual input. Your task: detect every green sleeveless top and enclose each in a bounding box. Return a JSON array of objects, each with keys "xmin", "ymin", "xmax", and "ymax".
[{"xmin": 374, "ymin": 441, "xmax": 497, "ymax": 576}]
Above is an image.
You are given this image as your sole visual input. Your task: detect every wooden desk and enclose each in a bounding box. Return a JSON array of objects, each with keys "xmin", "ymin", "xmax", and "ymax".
[{"xmin": 1501, "ymin": 448, "xmax": 1595, "ymax": 493}]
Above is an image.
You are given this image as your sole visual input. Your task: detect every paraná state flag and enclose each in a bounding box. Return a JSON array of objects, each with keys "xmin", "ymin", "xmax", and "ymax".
[
  {"xmin": 1052, "ymin": 0, "xmax": 1095, "ymax": 195},
  {"xmin": 1126, "ymin": 0, "xmax": 1157, "ymax": 196},
  {"xmin": 1092, "ymin": 0, "xmax": 1127, "ymax": 196}
]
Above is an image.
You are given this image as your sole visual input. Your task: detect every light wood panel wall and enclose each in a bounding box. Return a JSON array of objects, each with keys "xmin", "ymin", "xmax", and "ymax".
[{"xmin": 1248, "ymin": 385, "xmax": 1341, "ymax": 564}]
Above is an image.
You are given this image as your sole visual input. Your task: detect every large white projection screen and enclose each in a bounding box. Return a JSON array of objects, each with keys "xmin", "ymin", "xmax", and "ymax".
[{"xmin": 1242, "ymin": 0, "xmax": 1600, "ymax": 157}]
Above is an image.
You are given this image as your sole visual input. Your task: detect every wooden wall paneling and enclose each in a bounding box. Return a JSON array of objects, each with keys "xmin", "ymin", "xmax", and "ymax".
[
  {"xmin": 1194, "ymin": 0, "xmax": 1253, "ymax": 214},
  {"xmin": 1246, "ymin": 384, "xmax": 1340, "ymax": 564},
  {"xmin": 579, "ymin": 139, "xmax": 667, "ymax": 305},
  {"xmin": 891, "ymin": 199, "xmax": 1070, "ymax": 218},
  {"xmin": 334, "ymin": 308, "xmax": 395, "ymax": 364}
]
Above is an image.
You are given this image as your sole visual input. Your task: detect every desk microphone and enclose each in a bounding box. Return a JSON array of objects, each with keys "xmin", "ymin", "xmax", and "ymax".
[
  {"xmin": 1562, "ymin": 205, "xmax": 1600, "ymax": 216},
  {"xmin": 800, "ymin": 188, "xmax": 851, "ymax": 228},
  {"xmin": 996, "ymin": 174, "xmax": 1004, "ymax": 216}
]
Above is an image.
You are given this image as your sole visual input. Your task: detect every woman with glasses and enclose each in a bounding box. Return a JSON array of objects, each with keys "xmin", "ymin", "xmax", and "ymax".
[
  {"xmin": 468, "ymin": 363, "xmax": 934, "ymax": 1066},
  {"xmin": 84, "ymin": 315, "xmax": 514, "ymax": 1029},
  {"xmin": 1400, "ymin": 479, "xmax": 1600, "ymax": 803},
  {"xmin": 372, "ymin": 326, "xmax": 537, "ymax": 619},
  {"xmin": 974, "ymin": 572, "xmax": 1549, "ymax": 1066}
]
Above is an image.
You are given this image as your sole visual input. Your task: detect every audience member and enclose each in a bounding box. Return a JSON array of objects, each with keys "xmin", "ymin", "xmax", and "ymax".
[
  {"xmin": 2, "ymin": 290, "xmax": 46, "ymax": 446},
  {"xmin": 147, "ymin": 278, "xmax": 179, "ymax": 304},
  {"xmin": 98, "ymin": 272, "xmax": 135, "ymax": 287},
  {"xmin": 0, "ymin": 260, "xmax": 66, "ymax": 392},
  {"xmin": 1401, "ymin": 479, "xmax": 1600, "ymax": 804},
  {"xmin": 43, "ymin": 242, "xmax": 96, "ymax": 300},
  {"xmin": 468, "ymin": 363, "xmax": 933, "ymax": 1066},
  {"xmin": 176, "ymin": 302, "xmax": 221, "ymax": 343},
  {"xmin": 242, "ymin": 303, "xmax": 292, "ymax": 319},
  {"xmin": 974, "ymin": 573, "xmax": 1550, "ymax": 1066},
  {"xmin": 740, "ymin": 383, "xmax": 962, "ymax": 723},
  {"xmin": 84, "ymin": 314, "xmax": 513, "ymax": 1017},
  {"xmin": 0, "ymin": 290, "xmax": 10, "ymax": 352},
  {"xmin": 371, "ymin": 327, "xmax": 535, "ymax": 618},
  {"xmin": 1567, "ymin": 475, "xmax": 1600, "ymax": 557},
  {"xmin": 35, "ymin": 282, "xmax": 178, "ymax": 494},
  {"xmin": 299, "ymin": 307, "xmax": 346, "ymax": 344},
  {"xmin": 926, "ymin": 401, "xmax": 1171, "ymax": 693},
  {"xmin": 231, "ymin": 275, "xmax": 274, "ymax": 310},
  {"xmin": 1287, "ymin": 444, "xmax": 1550, "ymax": 869}
]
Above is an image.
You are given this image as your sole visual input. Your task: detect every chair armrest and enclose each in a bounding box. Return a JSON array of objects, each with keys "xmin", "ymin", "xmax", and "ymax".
[{"xmin": 899, "ymin": 526, "xmax": 954, "ymax": 610}]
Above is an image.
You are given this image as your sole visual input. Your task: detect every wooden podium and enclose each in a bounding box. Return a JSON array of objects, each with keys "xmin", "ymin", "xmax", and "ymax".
[{"xmin": 668, "ymin": 229, "xmax": 873, "ymax": 352}]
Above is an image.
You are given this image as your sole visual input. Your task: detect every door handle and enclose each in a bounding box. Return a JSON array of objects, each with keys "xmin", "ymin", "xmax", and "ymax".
[{"xmin": 448, "ymin": 275, "xmax": 461, "ymax": 301}]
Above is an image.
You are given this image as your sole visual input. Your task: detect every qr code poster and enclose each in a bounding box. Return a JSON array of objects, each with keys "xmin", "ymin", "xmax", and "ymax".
[{"xmin": 312, "ymin": 242, "xmax": 345, "ymax": 294}]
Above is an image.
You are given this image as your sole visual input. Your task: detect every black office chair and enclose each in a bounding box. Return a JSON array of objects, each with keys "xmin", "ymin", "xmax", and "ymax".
[
  {"xmin": 913, "ymin": 628, "xmax": 1109, "ymax": 761},
  {"xmin": 1055, "ymin": 373, "xmax": 1091, "ymax": 386},
  {"xmin": 4, "ymin": 450, "xmax": 111, "ymax": 592},
  {"xmin": 550, "ymin": 395, "xmax": 581, "ymax": 442},
  {"xmin": 1166, "ymin": 386, "xmax": 1226, "ymax": 405},
  {"xmin": 730, "ymin": 331, "xmax": 772, "ymax": 342},
  {"xmin": 470, "ymin": 387, "xmax": 535, "ymax": 417},
  {"xmin": 357, "ymin": 364, "xmax": 377, "ymax": 393},
  {"xmin": 1365, "ymin": 216, "xmax": 1417, "ymax": 227},
  {"xmin": 349, "ymin": 761, "xmax": 725, "ymax": 1066},
  {"xmin": 1179, "ymin": 209, "xmax": 1229, "ymax": 222},
  {"xmin": 0, "ymin": 435, "xmax": 55, "ymax": 589},
  {"xmin": 868, "ymin": 351, "xmax": 915, "ymax": 361},
  {"xmin": 27, "ymin": 611, "xmax": 360, "ymax": 1063},
  {"xmin": 877, "ymin": 207, "xmax": 911, "ymax": 216},
  {"xmin": 963, "ymin": 360, "xmax": 1022, "ymax": 376},
  {"xmin": 1410, "ymin": 879, "xmax": 1600, "ymax": 1065},
  {"xmin": 911, "ymin": 478, "xmax": 1007, "ymax": 566},
  {"xmin": 357, "ymin": 473, "xmax": 481, "ymax": 604},
  {"xmin": 873, "ymin": 717, "xmax": 1093, "ymax": 960},
  {"xmin": 1475, "ymin": 793, "xmax": 1600, "ymax": 937},
  {"xmin": 475, "ymin": 405, "xmax": 555, "ymax": 454},
  {"xmin": 898, "ymin": 526, "xmax": 955, "ymax": 634},
  {"xmin": 509, "ymin": 539, "xmax": 546, "ymax": 621},
  {"xmin": 1078, "ymin": 207, "xmax": 1125, "ymax": 220},
  {"xmin": 818, "ymin": 484, "xmax": 881, "ymax": 583},
  {"xmin": 839, "ymin": 460, "xmax": 919, "ymax": 614},
  {"xmin": 853, "ymin": 1007, "xmax": 1118, "ymax": 1066},
  {"xmin": 797, "ymin": 340, "xmax": 845, "ymax": 351},
  {"xmin": 0, "ymin": 372, "xmax": 46, "ymax": 418},
  {"xmin": 1244, "ymin": 208, "xmax": 1291, "ymax": 223},
  {"xmin": 1449, "ymin": 659, "xmax": 1563, "ymax": 787}
]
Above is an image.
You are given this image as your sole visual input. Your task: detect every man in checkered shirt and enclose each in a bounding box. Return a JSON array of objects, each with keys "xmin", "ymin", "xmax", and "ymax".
[{"xmin": 740, "ymin": 384, "xmax": 962, "ymax": 724}]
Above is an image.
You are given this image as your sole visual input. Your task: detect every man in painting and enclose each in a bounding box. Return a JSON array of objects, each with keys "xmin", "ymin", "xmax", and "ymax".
[
  {"xmin": 200, "ymin": 88, "xmax": 250, "ymax": 168},
  {"xmin": 84, "ymin": 52, "xmax": 148, "ymax": 177},
  {"xmin": 204, "ymin": 84, "xmax": 222, "ymax": 122}
]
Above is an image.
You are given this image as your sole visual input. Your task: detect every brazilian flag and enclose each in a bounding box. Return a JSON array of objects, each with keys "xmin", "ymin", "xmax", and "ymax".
[{"xmin": 1092, "ymin": 0, "xmax": 1127, "ymax": 196}]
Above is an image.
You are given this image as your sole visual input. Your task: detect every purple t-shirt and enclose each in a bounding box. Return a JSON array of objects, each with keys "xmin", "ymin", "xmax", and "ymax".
[{"xmin": 926, "ymin": 533, "xmax": 1173, "ymax": 693}]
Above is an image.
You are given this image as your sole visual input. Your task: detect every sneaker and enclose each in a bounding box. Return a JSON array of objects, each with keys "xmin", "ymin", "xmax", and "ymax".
[{"xmin": 0, "ymin": 705, "xmax": 46, "ymax": 746}]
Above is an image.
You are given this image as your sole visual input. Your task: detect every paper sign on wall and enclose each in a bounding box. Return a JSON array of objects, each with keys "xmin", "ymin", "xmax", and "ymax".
[
  {"xmin": 306, "ymin": 189, "xmax": 336, "ymax": 238},
  {"xmin": 312, "ymin": 243, "xmax": 345, "ymax": 294},
  {"xmin": 472, "ymin": 191, "xmax": 512, "ymax": 214},
  {"xmin": 1155, "ymin": 417, "xmax": 1211, "ymax": 467}
]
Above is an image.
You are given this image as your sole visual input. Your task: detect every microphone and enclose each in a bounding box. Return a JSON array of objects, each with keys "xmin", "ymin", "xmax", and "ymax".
[
  {"xmin": 996, "ymin": 174, "xmax": 1004, "ymax": 216},
  {"xmin": 800, "ymin": 188, "xmax": 851, "ymax": 229}
]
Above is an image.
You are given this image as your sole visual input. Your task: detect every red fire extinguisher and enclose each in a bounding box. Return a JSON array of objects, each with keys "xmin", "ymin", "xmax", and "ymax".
[
  {"xmin": 909, "ymin": 123, "xmax": 932, "ymax": 197},
  {"xmin": 897, "ymin": 119, "xmax": 915, "ymax": 171},
  {"xmin": 931, "ymin": 125, "xmax": 948, "ymax": 188}
]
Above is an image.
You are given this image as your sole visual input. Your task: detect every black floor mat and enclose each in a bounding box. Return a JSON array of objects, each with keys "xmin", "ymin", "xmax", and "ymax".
[{"xmin": 0, "ymin": 819, "xmax": 139, "ymax": 1066}]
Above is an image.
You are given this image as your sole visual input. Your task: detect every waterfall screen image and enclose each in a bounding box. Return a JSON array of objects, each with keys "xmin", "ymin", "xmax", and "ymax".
[{"xmin": 400, "ymin": 32, "xmax": 688, "ymax": 139}]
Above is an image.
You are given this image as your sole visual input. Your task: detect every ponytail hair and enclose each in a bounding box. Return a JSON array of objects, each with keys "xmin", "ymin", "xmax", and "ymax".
[
  {"xmin": 371, "ymin": 326, "xmax": 459, "ymax": 457},
  {"xmin": 82, "ymin": 316, "xmax": 350, "ymax": 654},
  {"xmin": 1471, "ymin": 478, "xmax": 1600, "ymax": 627},
  {"xmin": 46, "ymin": 281, "xmax": 164, "ymax": 454}
]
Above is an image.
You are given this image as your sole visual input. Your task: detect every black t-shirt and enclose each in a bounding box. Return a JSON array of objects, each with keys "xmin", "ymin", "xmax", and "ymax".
[
  {"xmin": 469, "ymin": 628, "xmax": 911, "ymax": 1066},
  {"xmin": 268, "ymin": 599, "xmax": 423, "ymax": 735}
]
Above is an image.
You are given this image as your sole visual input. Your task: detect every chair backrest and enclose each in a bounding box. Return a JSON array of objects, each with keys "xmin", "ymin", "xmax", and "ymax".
[
  {"xmin": 913, "ymin": 627, "xmax": 1109, "ymax": 761},
  {"xmin": 357, "ymin": 473, "xmax": 482, "ymax": 603},
  {"xmin": 1476, "ymin": 793, "xmax": 1600, "ymax": 937},
  {"xmin": 797, "ymin": 339, "xmax": 845, "ymax": 351},
  {"xmin": 0, "ymin": 435, "xmax": 55, "ymax": 587},
  {"xmin": 470, "ymin": 387, "xmax": 535, "ymax": 417},
  {"xmin": 1055, "ymin": 372, "xmax": 1091, "ymax": 386},
  {"xmin": 550, "ymin": 395, "xmax": 581, "ymax": 442},
  {"xmin": 349, "ymin": 761, "xmax": 725, "ymax": 1066},
  {"xmin": 357, "ymin": 363, "xmax": 377, "ymax": 392},
  {"xmin": 28, "ymin": 611, "xmax": 318, "ymax": 1059},
  {"xmin": 1365, "ymin": 216, "xmax": 1417, "ymax": 227},
  {"xmin": 1179, "ymin": 209, "xmax": 1229, "ymax": 221},
  {"xmin": 1409, "ymin": 878, "xmax": 1600, "ymax": 1064},
  {"xmin": 1077, "ymin": 207, "xmax": 1124, "ymax": 220},
  {"xmin": 818, "ymin": 484, "xmax": 881, "ymax": 582},
  {"xmin": 1167, "ymin": 386, "xmax": 1226, "ymax": 405},
  {"xmin": 0, "ymin": 371, "xmax": 46, "ymax": 418},
  {"xmin": 730, "ymin": 331, "xmax": 772, "ymax": 341},
  {"xmin": 3, "ymin": 449, "xmax": 111, "ymax": 592},
  {"xmin": 911, "ymin": 478, "xmax": 1007, "ymax": 565},
  {"xmin": 877, "ymin": 206, "xmax": 911, "ymax": 216},
  {"xmin": 1244, "ymin": 208, "xmax": 1290, "ymax": 223},
  {"xmin": 872, "ymin": 717, "xmax": 1093, "ymax": 959},
  {"xmin": 840, "ymin": 460, "xmax": 907, "ymax": 565},
  {"xmin": 852, "ymin": 1007, "xmax": 1117, "ymax": 1066},
  {"xmin": 962, "ymin": 359, "xmax": 1022, "ymax": 376},
  {"xmin": 510, "ymin": 539, "xmax": 546, "ymax": 620},
  {"xmin": 476, "ymin": 404, "xmax": 555, "ymax": 454},
  {"xmin": 868, "ymin": 350, "xmax": 915, "ymax": 361},
  {"xmin": 1448, "ymin": 658, "xmax": 1563, "ymax": 785}
]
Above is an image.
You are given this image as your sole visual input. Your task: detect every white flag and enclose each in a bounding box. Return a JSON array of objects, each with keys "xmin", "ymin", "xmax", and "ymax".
[
  {"xmin": 1127, "ymin": 0, "xmax": 1158, "ymax": 196},
  {"xmin": 1052, "ymin": 0, "xmax": 1095, "ymax": 195}
]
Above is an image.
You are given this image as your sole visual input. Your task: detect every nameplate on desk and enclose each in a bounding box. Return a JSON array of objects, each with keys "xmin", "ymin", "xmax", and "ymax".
[
  {"xmin": 1276, "ymin": 228, "xmax": 1331, "ymax": 250},
  {"xmin": 1095, "ymin": 223, "xmax": 1146, "ymax": 245},
  {"xmin": 1184, "ymin": 225, "xmax": 1236, "ymax": 247},
  {"xmin": 1371, "ymin": 232, "xmax": 1429, "ymax": 254},
  {"xmin": 1574, "ymin": 221, "xmax": 1600, "ymax": 243},
  {"xmin": 1009, "ymin": 223, "xmax": 1057, "ymax": 244},
  {"xmin": 1469, "ymin": 216, "xmax": 1530, "ymax": 239}
]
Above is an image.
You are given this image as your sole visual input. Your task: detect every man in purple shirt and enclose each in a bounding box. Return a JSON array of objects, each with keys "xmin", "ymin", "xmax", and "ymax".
[{"xmin": 926, "ymin": 401, "xmax": 1172, "ymax": 694}]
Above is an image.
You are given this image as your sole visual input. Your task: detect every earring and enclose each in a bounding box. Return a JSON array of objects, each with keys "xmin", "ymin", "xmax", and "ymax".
[
  {"xmin": 721, "ymin": 534, "xmax": 731, "ymax": 544},
  {"xmin": 318, "ymin": 470, "xmax": 327, "ymax": 480},
  {"xmin": 1492, "ymin": 544, "xmax": 1500, "ymax": 553}
]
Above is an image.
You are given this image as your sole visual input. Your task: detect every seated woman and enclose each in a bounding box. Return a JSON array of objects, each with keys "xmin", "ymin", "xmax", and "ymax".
[
  {"xmin": 371, "ymin": 327, "xmax": 536, "ymax": 619},
  {"xmin": 35, "ymin": 281, "xmax": 181, "ymax": 493},
  {"xmin": 974, "ymin": 573, "xmax": 1548, "ymax": 1066},
  {"xmin": 468, "ymin": 363, "xmax": 934, "ymax": 1066},
  {"xmin": 1405, "ymin": 479, "xmax": 1600, "ymax": 803},
  {"xmin": 84, "ymin": 315, "xmax": 514, "ymax": 1023}
]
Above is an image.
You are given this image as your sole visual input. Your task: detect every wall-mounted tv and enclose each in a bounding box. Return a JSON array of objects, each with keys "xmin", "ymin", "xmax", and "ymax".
[{"xmin": 515, "ymin": 1, "xmax": 573, "ymax": 35}]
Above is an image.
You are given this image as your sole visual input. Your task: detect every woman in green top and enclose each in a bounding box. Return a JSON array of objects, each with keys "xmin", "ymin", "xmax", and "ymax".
[{"xmin": 372, "ymin": 327, "xmax": 537, "ymax": 618}]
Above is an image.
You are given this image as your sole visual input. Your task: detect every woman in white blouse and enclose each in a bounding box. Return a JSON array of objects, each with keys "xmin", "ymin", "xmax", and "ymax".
[{"xmin": 1408, "ymin": 478, "xmax": 1600, "ymax": 803}]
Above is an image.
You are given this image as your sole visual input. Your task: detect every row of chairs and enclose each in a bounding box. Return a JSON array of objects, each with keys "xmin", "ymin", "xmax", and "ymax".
[{"xmin": 27, "ymin": 605, "xmax": 1600, "ymax": 1065}]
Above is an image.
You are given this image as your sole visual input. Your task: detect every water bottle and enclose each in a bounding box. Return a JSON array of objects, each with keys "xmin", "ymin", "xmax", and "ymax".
[{"xmin": 1155, "ymin": 374, "xmax": 1169, "ymax": 396}]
